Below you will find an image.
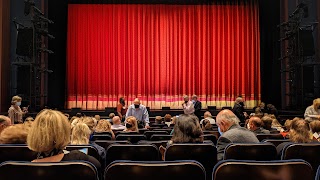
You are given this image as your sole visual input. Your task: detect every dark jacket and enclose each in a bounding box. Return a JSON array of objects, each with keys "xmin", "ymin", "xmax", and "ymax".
[
  {"xmin": 194, "ymin": 101, "xmax": 202, "ymax": 120},
  {"xmin": 217, "ymin": 124, "xmax": 259, "ymax": 160},
  {"xmin": 253, "ymin": 127, "xmax": 270, "ymax": 135},
  {"xmin": 232, "ymin": 103, "xmax": 246, "ymax": 123}
]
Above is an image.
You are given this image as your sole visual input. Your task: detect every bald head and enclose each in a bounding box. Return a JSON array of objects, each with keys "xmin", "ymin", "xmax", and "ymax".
[
  {"xmin": 216, "ymin": 110, "xmax": 240, "ymax": 133},
  {"xmin": 248, "ymin": 116, "xmax": 262, "ymax": 131},
  {"xmin": 134, "ymin": 98, "xmax": 140, "ymax": 104},
  {"xmin": 112, "ymin": 116, "xmax": 121, "ymax": 125}
]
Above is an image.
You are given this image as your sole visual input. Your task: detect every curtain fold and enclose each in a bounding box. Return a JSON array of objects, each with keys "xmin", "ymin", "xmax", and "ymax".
[{"xmin": 67, "ymin": 2, "xmax": 260, "ymax": 110}]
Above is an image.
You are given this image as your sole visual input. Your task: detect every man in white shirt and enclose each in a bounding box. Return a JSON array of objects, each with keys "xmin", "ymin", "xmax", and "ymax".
[
  {"xmin": 111, "ymin": 116, "xmax": 125, "ymax": 130},
  {"xmin": 126, "ymin": 98, "xmax": 150, "ymax": 128},
  {"xmin": 182, "ymin": 95, "xmax": 195, "ymax": 115}
]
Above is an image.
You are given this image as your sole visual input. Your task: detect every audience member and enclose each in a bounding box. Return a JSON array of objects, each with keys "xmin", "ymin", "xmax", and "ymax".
[
  {"xmin": 111, "ymin": 116, "xmax": 125, "ymax": 130},
  {"xmin": 200, "ymin": 111, "xmax": 216, "ymax": 125},
  {"xmin": 164, "ymin": 114, "xmax": 172, "ymax": 127},
  {"xmin": 94, "ymin": 115, "xmax": 100, "ymax": 121},
  {"xmin": 304, "ymin": 98, "xmax": 320, "ymax": 122},
  {"xmin": 277, "ymin": 118, "xmax": 313, "ymax": 155},
  {"xmin": 24, "ymin": 117, "xmax": 34, "ymax": 128},
  {"xmin": 309, "ymin": 121, "xmax": 320, "ymax": 142},
  {"xmin": 154, "ymin": 116, "xmax": 163, "ymax": 124},
  {"xmin": 192, "ymin": 95, "xmax": 202, "ymax": 121},
  {"xmin": 0, "ymin": 124, "xmax": 29, "ymax": 144},
  {"xmin": 71, "ymin": 123, "xmax": 91, "ymax": 145},
  {"xmin": 216, "ymin": 110, "xmax": 259, "ymax": 160},
  {"xmin": 124, "ymin": 116, "xmax": 139, "ymax": 132},
  {"xmin": 126, "ymin": 98, "xmax": 149, "ymax": 128},
  {"xmin": 201, "ymin": 119, "xmax": 215, "ymax": 131},
  {"xmin": 95, "ymin": 120, "xmax": 115, "ymax": 139},
  {"xmin": 261, "ymin": 116, "xmax": 277, "ymax": 131},
  {"xmin": 182, "ymin": 95, "xmax": 195, "ymax": 115},
  {"xmin": 0, "ymin": 115, "xmax": 11, "ymax": 134},
  {"xmin": 117, "ymin": 97, "xmax": 127, "ymax": 122},
  {"xmin": 248, "ymin": 116, "xmax": 270, "ymax": 134},
  {"xmin": 232, "ymin": 96, "xmax": 248, "ymax": 123},
  {"xmin": 159, "ymin": 114, "xmax": 203, "ymax": 159},
  {"xmin": 27, "ymin": 109, "xmax": 100, "ymax": 169},
  {"xmin": 108, "ymin": 113, "xmax": 115, "ymax": 122},
  {"xmin": 8, "ymin": 95, "xmax": 28, "ymax": 124},
  {"xmin": 271, "ymin": 117, "xmax": 284, "ymax": 132},
  {"xmin": 266, "ymin": 104, "xmax": 279, "ymax": 117}
]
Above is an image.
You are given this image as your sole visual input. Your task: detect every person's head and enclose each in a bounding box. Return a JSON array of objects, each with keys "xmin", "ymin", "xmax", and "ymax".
[
  {"xmin": 216, "ymin": 110, "xmax": 240, "ymax": 133},
  {"xmin": 235, "ymin": 97, "xmax": 244, "ymax": 106},
  {"xmin": 248, "ymin": 117, "xmax": 263, "ymax": 131},
  {"xmin": 94, "ymin": 115, "xmax": 100, "ymax": 121},
  {"xmin": 261, "ymin": 116, "xmax": 273, "ymax": 130},
  {"xmin": 192, "ymin": 95, "xmax": 198, "ymax": 101},
  {"xmin": 171, "ymin": 116, "xmax": 177, "ymax": 125},
  {"xmin": 271, "ymin": 118, "xmax": 282, "ymax": 127},
  {"xmin": 289, "ymin": 118, "xmax": 311, "ymax": 143},
  {"xmin": 0, "ymin": 116, "xmax": 10, "ymax": 133},
  {"xmin": 164, "ymin": 114, "xmax": 172, "ymax": 122},
  {"xmin": 81, "ymin": 117, "xmax": 95, "ymax": 133},
  {"xmin": 204, "ymin": 111, "xmax": 212, "ymax": 119},
  {"xmin": 95, "ymin": 120, "xmax": 112, "ymax": 132},
  {"xmin": 24, "ymin": 117, "xmax": 34, "ymax": 128},
  {"xmin": 172, "ymin": 114, "xmax": 203, "ymax": 143},
  {"xmin": 0, "ymin": 124, "xmax": 29, "ymax": 144},
  {"xmin": 313, "ymin": 98, "xmax": 320, "ymax": 110},
  {"xmin": 125, "ymin": 116, "xmax": 138, "ymax": 132},
  {"xmin": 119, "ymin": 97, "xmax": 125, "ymax": 105},
  {"xmin": 183, "ymin": 95, "xmax": 189, "ymax": 102},
  {"xmin": 133, "ymin": 98, "xmax": 141, "ymax": 109},
  {"xmin": 155, "ymin": 116, "xmax": 162, "ymax": 124},
  {"xmin": 112, "ymin": 116, "xmax": 121, "ymax": 125},
  {"xmin": 258, "ymin": 102, "xmax": 265, "ymax": 109},
  {"xmin": 11, "ymin": 95, "xmax": 22, "ymax": 106},
  {"xmin": 202, "ymin": 119, "xmax": 212, "ymax": 131},
  {"xmin": 27, "ymin": 109, "xmax": 70, "ymax": 153},
  {"xmin": 109, "ymin": 113, "xmax": 115, "ymax": 119},
  {"xmin": 309, "ymin": 121, "xmax": 320, "ymax": 134},
  {"xmin": 71, "ymin": 123, "xmax": 91, "ymax": 145}
]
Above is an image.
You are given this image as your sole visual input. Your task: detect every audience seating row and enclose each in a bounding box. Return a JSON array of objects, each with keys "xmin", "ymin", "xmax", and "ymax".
[{"xmin": 0, "ymin": 159, "xmax": 317, "ymax": 180}]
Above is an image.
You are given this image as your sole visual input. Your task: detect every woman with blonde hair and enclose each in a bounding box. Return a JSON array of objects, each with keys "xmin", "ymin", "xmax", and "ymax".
[
  {"xmin": 71, "ymin": 123, "xmax": 91, "ymax": 145},
  {"xmin": 95, "ymin": 120, "xmax": 115, "ymax": 139},
  {"xmin": 8, "ymin": 95, "xmax": 28, "ymax": 124},
  {"xmin": 304, "ymin": 98, "xmax": 320, "ymax": 122},
  {"xmin": 27, "ymin": 109, "xmax": 100, "ymax": 168},
  {"xmin": 124, "ymin": 116, "xmax": 139, "ymax": 132}
]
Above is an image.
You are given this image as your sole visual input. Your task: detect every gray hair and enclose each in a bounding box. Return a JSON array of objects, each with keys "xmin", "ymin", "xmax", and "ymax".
[
  {"xmin": 217, "ymin": 111, "xmax": 240, "ymax": 125},
  {"xmin": 183, "ymin": 95, "xmax": 189, "ymax": 99},
  {"xmin": 192, "ymin": 95, "xmax": 198, "ymax": 99}
]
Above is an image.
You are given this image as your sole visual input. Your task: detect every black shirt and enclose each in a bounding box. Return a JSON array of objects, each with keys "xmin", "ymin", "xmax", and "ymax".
[{"xmin": 62, "ymin": 150, "xmax": 101, "ymax": 170}]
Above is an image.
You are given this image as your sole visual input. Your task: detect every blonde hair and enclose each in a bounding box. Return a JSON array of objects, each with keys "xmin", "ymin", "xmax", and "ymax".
[
  {"xmin": 81, "ymin": 117, "xmax": 95, "ymax": 132},
  {"xmin": 313, "ymin": 98, "xmax": 320, "ymax": 110},
  {"xmin": 27, "ymin": 109, "xmax": 70, "ymax": 152},
  {"xmin": 124, "ymin": 116, "xmax": 138, "ymax": 132},
  {"xmin": 71, "ymin": 123, "xmax": 91, "ymax": 145},
  {"xmin": 11, "ymin": 95, "xmax": 22, "ymax": 105},
  {"xmin": 289, "ymin": 118, "xmax": 311, "ymax": 143},
  {"xmin": 0, "ymin": 124, "xmax": 29, "ymax": 144},
  {"xmin": 95, "ymin": 120, "xmax": 112, "ymax": 132},
  {"xmin": 271, "ymin": 118, "xmax": 282, "ymax": 127}
]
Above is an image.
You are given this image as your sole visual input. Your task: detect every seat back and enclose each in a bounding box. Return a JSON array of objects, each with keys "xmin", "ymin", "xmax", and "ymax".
[
  {"xmin": 223, "ymin": 143, "xmax": 277, "ymax": 160},
  {"xmin": 165, "ymin": 143, "xmax": 217, "ymax": 178},
  {"xmin": 0, "ymin": 144, "xmax": 37, "ymax": 163},
  {"xmin": 92, "ymin": 134, "xmax": 112, "ymax": 141},
  {"xmin": 65, "ymin": 145, "xmax": 100, "ymax": 162},
  {"xmin": 256, "ymin": 133, "xmax": 284, "ymax": 141},
  {"xmin": 115, "ymin": 134, "xmax": 147, "ymax": 143},
  {"xmin": 144, "ymin": 131, "xmax": 168, "ymax": 140},
  {"xmin": 153, "ymin": 128, "xmax": 173, "ymax": 134},
  {"xmin": 261, "ymin": 139, "xmax": 291, "ymax": 147},
  {"xmin": 202, "ymin": 134, "xmax": 217, "ymax": 145},
  {"xmin": 281, "ymin": 143, "xmax": 320, "ymax": 172},
  {"xmin": 138, "ymin": 129, "xmax": 149, "ymax": 134},
  {"xmin": 137, "ymin": 140, "xmax": 168, "ymax": 149},
  {"xmin": 213, "ymin": 159, "xmax": 313, "ymax": 180},
  {"xmin": 150, "ymin": 134, "xmax": 172, "ymax": 141},
  {"xmin": 105, "ymin": 160, "xmax": 206, "ymax": 180},
  {"xmin": 0, "ymin": 161, "xmax": 98, "ymax": 180},
  {"xmin": 94, "ymin": 140, "xmax": 130, "ymax": 150},
  {"xmin": 315, "ymin": 165, "xmax": 320, "ymax": 180},
  {"xmin": 105, "ymin": 144, "xmax": 159, "ymax": 165}
]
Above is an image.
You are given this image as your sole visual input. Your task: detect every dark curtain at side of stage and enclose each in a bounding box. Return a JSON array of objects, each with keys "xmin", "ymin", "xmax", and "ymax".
[{"xmin": 66, "ymin": 1, "xmax": 260, "ymax": 110}]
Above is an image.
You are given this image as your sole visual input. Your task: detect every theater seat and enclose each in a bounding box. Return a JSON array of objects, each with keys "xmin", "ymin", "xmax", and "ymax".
[
  {"xmin": 94, "ymin": 140, "xmax": 130, "ymax": 150},
  {"xmin": 315, "ymin": 165, "xmax": 320, "ymax": 180},
  {"xmin": 0, "ymin": 144, "xmax": 37, "ymax": 163},
  {"xmin": 137, "ymin": 140, "xmax": 168, "ymax": 149},
  {"xmin": 150, "ymin": 134, "xmax": 172, "ymax": 141},
  {"xmin": 256, "ymin": 134, "xmax": 284, "ymax": 141},
  {"xmin": 105, "ymin": 160, "xmax": 206, "ymax": 180},
  {"xmin": 281, "ymin": 143, "xmax": 320, "ymax": 173},
  {"xmin": 261, "ymin": 139, "xmax": 290, "ymax": 147},
  {"xmin": 223, "ymin": 143, "xmax": 277, "ymax": 160},
  {"xmin": 115, "ymin": 134, "xmax": 147, "ymax": 143},
  {"xmin": 105, "ymin": 144, "xmax": 159, "ymax": 165},
  {"xmin": 0, "ymin": 161, "xmax": 98, "ymax": 180},
  {"xmin": 144, "ymin": 131, "xmax": 168, "ymax": 140},
  {"xmin": 164, "ymin": 143, "xmax": 217, "ymax": 179},
  {"xmin": 213, "ymin": 159, "xmax": 313, "ymax": 180},
  {"xmin": 92, "ymin": 134, "xmax": 112, "ymax": 141},
  {"xmin": 202, "ymin": 134, "xmax": 217, "ymax": 145},
  {"xmin": 66, "ymin": 145, "xmax": 101, "ymax": 162}
]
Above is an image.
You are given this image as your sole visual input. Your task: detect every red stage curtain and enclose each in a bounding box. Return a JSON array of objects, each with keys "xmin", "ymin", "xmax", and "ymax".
[{"xmin": 67, "ymin": 2, "xmax": 260, "ymax": 110}]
